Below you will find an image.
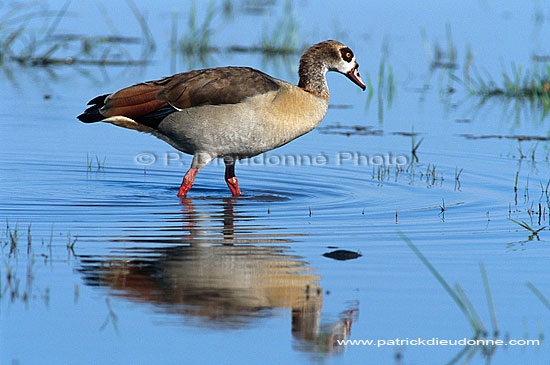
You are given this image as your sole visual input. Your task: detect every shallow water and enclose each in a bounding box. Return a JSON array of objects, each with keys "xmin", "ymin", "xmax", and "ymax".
[{"xmin": 1, "ymin": 0, "xmax": 550, "ymax": 364}]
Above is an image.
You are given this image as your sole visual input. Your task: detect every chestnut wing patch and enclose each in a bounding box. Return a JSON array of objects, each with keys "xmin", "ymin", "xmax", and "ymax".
[{"xmin": 78, "ymin": 67, "xmax": 280, "ymax": 130}]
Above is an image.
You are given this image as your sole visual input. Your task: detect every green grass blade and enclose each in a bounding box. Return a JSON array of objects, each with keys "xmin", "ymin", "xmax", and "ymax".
[
  {"xmin": 480, "ymin": 263, "xmax": 499, "ymax": 335},
  {"xmin": 526, "ymin": 281, "xmax": 550, "ymax": 310},
  {"xmin": 399, "ymin": 232, "xmax": 482, "ymax": 334},
  {"xmin": 455, "ymin": 283, "xmax": 486, "ymax": 335}
]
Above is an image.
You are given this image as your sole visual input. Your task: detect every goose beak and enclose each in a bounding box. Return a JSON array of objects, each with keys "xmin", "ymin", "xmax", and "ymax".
[{"xmin": 346, "ymin": 63, "xmax": 366, "ymax": 91}]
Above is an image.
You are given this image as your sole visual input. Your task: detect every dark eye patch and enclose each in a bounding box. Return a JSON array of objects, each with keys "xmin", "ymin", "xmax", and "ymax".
[{"xmin": 340, "ymin": 47, "xmax": 354, "ymax": 62}]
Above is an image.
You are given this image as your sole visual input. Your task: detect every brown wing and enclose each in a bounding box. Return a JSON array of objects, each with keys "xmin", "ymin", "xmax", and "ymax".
[{"xmin": 99, "ymin": 67, "xmax": 281, "ymax": 121}]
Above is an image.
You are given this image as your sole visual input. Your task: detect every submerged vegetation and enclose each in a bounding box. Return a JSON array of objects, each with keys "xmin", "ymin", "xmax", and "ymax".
[
  {"xmin": 363, "ymin": 38, "xmax": 396, "ymax": 123},
  {"xmin": 467, "ymin": 64, "xmax": 550, "ymax": 99},
  {"xmin": 526, "ymin": 281, "xmax": 550, "ymax": 311},
  {"xmin": 410, "ymin": 126, "xmax": 423, "ymax": 163},
  {"xmin": 169, "ymin": 0, "xmax": 303, "ymax": 70},
  {"xmin": 421, "ymin": 23, "xmax": 459, "ymax": 71},
  {"xmin": 401, "ymin": 234, "xmax": 544, "ymax": 363},
  {"xmin": 0, "ymin": 0, "xmax": 304, "ymax": 73},
  {"xmin": 3, "ymin": 0, "xmax": 549, "ymax": 123},
  {"xmin": 1, "ymin": 222, "xmax": 76, "ymax": 308},
  {"xmin": 508, "ymin": 218, "xmax": 545, "ymax": 240},
  {"xmin": 465, "ymin": 64, "xmax": 550, "ymax": 118},
  {"xmin": 421, "ymin": 23, "xmax": 550, "ymax": 120},
  {"xmin": 177, "ymin": 1, "xmax": 217, "ymax": 59},
  {"xmin": 259, "ymin": 0, "xmax": 299, "ymax": 55},
  {"xmin": 0, "ymin": 0, "xmax": 154, "ymax": 67}
]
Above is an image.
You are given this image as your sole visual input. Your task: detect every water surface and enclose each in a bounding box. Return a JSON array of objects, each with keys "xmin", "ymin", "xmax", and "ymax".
[{"xmin": 1, "ymin": 0, "xmax": 549, "ymax": 363}]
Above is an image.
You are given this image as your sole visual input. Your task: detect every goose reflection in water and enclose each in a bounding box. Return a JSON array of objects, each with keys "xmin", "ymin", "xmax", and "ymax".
[{"xmin": 78, "ymin": 197, "xmax": 357, "ymax": 354}]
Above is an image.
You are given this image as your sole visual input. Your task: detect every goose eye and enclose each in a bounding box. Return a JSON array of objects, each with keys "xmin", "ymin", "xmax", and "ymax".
[{"xmin": 340, "ymin": 48, "xmax": 354, "ymax": 62}]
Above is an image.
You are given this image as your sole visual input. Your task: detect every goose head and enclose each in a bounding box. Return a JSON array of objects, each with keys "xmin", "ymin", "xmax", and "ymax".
[
  {"xmin": 325, "ymin": 41, "xmax": 366, "ymax": 91},
  {"xmin": 298, "ymin": 40, "xmax": 366, "ymax": 97}
]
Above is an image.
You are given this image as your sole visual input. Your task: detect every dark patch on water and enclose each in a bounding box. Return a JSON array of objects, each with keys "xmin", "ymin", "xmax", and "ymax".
[
  {"xmin": 459, "ymin": 134, "xmax": 550, "ymax": 141},
  {"xmin": 322, "ymin": 249, "xmax": 362, "ymax": 261}
]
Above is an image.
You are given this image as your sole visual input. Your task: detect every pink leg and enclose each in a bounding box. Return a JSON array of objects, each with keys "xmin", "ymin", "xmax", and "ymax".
[
  {"xmin": 177, "ymin": 168, "xmax": 198, "ymax": 198},
  {"xmin": 224, "ymin": 163, "xmax": 242, "ymax": 197},
  {"xmin": 177, "ymin": 153, "xmax": 213, "ymax": 198}
]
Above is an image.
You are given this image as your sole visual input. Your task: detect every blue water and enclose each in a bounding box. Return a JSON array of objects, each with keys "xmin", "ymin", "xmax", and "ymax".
[{"xmin": 1, "ymin": 0, "xmax": 549, "ymax": 364}]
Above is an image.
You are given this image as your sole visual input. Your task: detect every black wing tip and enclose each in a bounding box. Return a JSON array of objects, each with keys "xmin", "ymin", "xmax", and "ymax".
[
  {"xmin": 77, "ymin": 105, "xmax": 104, "ymax": 123},
  {"xmin": 77, "ymin": 112, "xmax": 100, "ymax": 123},
  {"xmin": 87, "ymin": 93, "xmax": 110, "ymax": 106},
  {"xmin": 79, "ymin": 93, "xmax": 110, "ymax": 123}
]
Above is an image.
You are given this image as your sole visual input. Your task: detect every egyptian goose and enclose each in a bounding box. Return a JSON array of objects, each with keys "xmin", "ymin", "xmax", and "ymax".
[{"xmin": 78, "ymin": 40, "xmax": 365, "ymax": 197}]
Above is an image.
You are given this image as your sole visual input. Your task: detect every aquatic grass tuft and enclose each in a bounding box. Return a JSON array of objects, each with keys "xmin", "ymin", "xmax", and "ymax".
[
  {"xmin": 179, "ymin": 1, "xmax": 217, "ymax": 56},
  {"xmin": 480, "ymin": 263, "xmax": 499, "ymax": 336},
  {"xmin": 366, "ymin": 38, "xmax": 396, "ymax": 123},
  {"xmin": 1, "ymin": 222, "xmax": 67, "ymax": 307},
  {"xmin": 470, "ymin": 64, "xmax": 550, "ymax": 98},
  {"xmin": 466, "ymin": 63, "xmax": 550, "ymax": 118},
  {"xmin": 526, "ymin": 281, "xmax": 550, "ymax": 311},
  {"xmin": 454, "ymin": 167, "xmax": 463, "ymax": 181},
  {"xmin": 86, "ymin": 153, "xmax": 93, "ymax": 170},
  {"xmin": 5, "ymin": 220, "xmax": 19, "ymax": 257},
  {"xmin": 27, "ymin": 224, "xmax": 32, "ymax": 255},
  {"xmin": 454, "ymin": 167, "xmax": 463, "ymax": 190},
  {"xmin": 399, "ymin": 233, "xmax": 486, "ymax": 336},
  {"xmin": 423, "ymin": 26, "xmax": 550, "ymax": 120},
  {"xmin": 365, "ymin": 72, "xmax": 374, "ymax": 106},
  {"xmin": 100, "ymin": 297, "xmax": 120, "ymax": 334},
  {"xmin": 508, "ymin": 218, "xmax": 545, "ymax": 237},
  {"xmin": 0, "ymin": 1, "xmax": 153, "ymax": 67},
  {"xmin": 67, "ymin": 232, "xmax": 78, "ymax": 250},
  {"xmin": 401, "ymin": 234, "xmax": 513, "ymax": 362},
  {"xmin": 124, "ymin": 0, "xmax": 155, "ymax": 54},
  {"xmin": 454, "ymin": 283, "xmax": 488, "ymax": 335},
  {"xmin": 410, "ymin": 126, "xmax": 423, "ymax": 162},
  {"xmin": 96, "ymin": 155, "xmax": 106, "ymax": 170},
  {"xmin": 259, "ymin": 0, "xmax": 300, "ymax": 55},
  {"xmin": 421, "ymin": 23, "xmax": 458, "ymax": 70},
  {"xmin": 87, "ymin": 153, "xmax": 106, "ymax": 170}
]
